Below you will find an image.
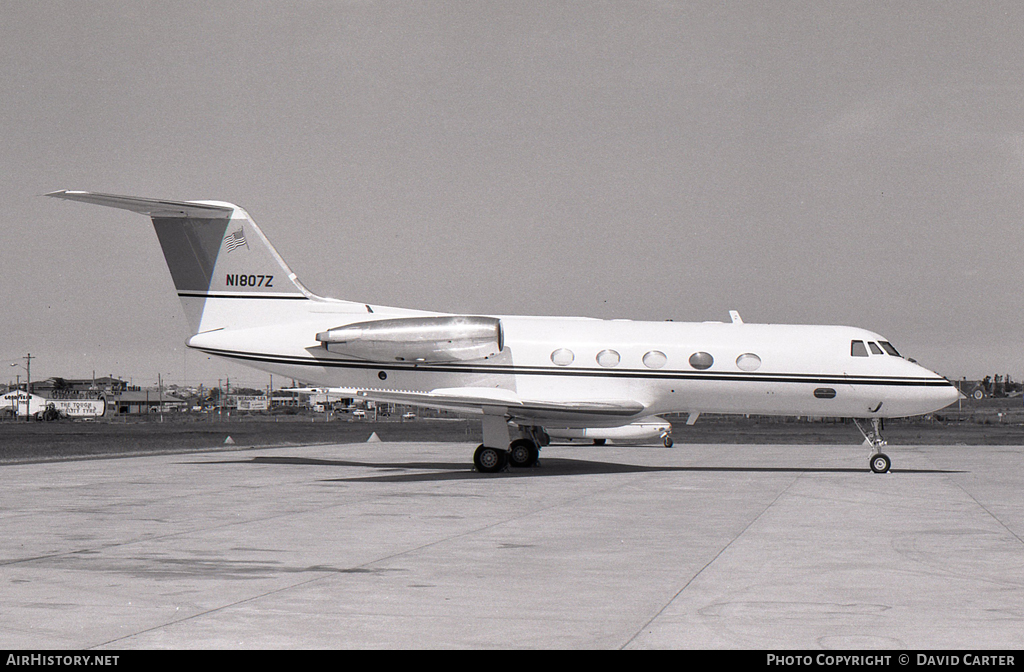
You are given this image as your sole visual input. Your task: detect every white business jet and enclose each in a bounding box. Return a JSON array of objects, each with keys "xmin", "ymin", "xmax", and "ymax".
[{"xmin": 48, "ymin": 191, "xmax": 959, "ymax": 473}]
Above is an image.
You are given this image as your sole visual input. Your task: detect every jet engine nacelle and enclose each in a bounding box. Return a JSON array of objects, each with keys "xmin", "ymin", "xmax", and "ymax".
[{"xmin": 316, "ymin": 316, "xmax": 503, "ymax": 363}]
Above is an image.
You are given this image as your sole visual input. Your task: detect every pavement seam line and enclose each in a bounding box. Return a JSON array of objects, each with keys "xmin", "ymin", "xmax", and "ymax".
[
  {"xmin": 622, "ymin": 472, "xmax": 802, "ymax": 649},
  {"xmin": 945, "ymin": 471, "xmax": 1024, "ymax": 548},
  {"xmin": 919, "ymin": 445, "xmax": 1024, "ymax": 548},
  {"xmin": 87, "ymin": 470, "xmax": 648, "ymax": 649}
]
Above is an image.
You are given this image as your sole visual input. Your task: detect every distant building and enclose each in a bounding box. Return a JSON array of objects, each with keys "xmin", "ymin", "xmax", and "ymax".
[
  {"xmin": 20, "ymin": 377, "xmax": 192, "ymax": 415},
  {"xmin": 110, "ymin": 390, "xmax": 188, "ymax": 415},
  {"xmin": 31, "ymin": 376, "xmax": 130, "ymax": 398}
]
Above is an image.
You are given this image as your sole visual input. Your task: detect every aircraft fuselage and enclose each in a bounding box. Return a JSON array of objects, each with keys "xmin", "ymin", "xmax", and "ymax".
[{"xmin": 187, "ymin": 309, "xmax": 958, "ymax": 425}]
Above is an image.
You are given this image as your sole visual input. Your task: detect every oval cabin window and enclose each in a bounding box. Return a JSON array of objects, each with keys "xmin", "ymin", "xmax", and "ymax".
[
  {"xmin": 550, "ymin": 348, "xmax": 574, "ymax": 366},
  {"xmin": 689, "ymin": 352, "xmax": 714, "ymax": 370},
  {"xmin": 736, "ymin": 353, "xmax": 761, "ymax": 371},
  {"xmin": 814, "ymin": 388, "xmax": 837, "ymax": 399},
  {"xmin": 596, "ymin": 349, "xmax": 620, "ymax": 368},
  {"xmin": 643, "ymin": 351, "xmax": 667, "ymax": 369}
]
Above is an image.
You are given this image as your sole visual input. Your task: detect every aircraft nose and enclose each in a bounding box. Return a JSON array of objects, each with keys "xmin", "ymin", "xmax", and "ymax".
[
  {"xmin": 909, "ymin": 361, "xmax": 961, "ymax": 413},
  {"xmin": 930, "ymin": 375, "xmax": 962, "ymax": 411}
]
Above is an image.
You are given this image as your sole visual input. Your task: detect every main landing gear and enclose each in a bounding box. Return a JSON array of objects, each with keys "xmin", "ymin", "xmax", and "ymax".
[
  {"xmin": 854, "ymin": 418, "xmax": 890, "ymax": 474},
  {"xmin": 474, "ymin": 416, "xmax": 545, "ymax": 473},
  {"xmin": 473, "ymin": 444, "xmax": 509, "ymax": 473},
  {"xmin": 473, "ymin": 439, "xmax": 541, "ymax": 473}
]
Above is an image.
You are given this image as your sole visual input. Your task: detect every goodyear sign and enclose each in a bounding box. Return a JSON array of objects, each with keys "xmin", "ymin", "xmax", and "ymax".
[
  {"xmin": 0, "ymin": 392, "xmax": 104, "ymax": 418},
  {"xmin": 1, "ymin": 392, "xmax": 47, "ymax": 416}
]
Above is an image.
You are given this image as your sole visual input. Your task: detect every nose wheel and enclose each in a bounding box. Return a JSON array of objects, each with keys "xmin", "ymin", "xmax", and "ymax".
[
  {"xmin": 870, "ymin": 452, "xmax": 891, "ymax": 474},
  {"xmin": 854, "ymin": 418, "xmax": 891, "ymax": 473}
]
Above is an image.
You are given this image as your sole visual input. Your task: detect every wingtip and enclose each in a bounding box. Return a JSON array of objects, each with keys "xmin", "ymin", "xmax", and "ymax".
[{"xmin": 45, "ymin": 189, "xmax": 87, "ymax": 198}]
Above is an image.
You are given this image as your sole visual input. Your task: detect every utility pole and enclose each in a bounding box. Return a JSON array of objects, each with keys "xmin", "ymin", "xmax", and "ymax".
[
  {"xmin": 25, "ymin": 353, "xmax": 32, "ymax": 421},
  {"xmin": 10, "ymin": 354, "xmax": 33, "ymax": 421}
]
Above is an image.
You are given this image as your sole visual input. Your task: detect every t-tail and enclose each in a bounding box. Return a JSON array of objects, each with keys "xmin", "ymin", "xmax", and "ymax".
[{"xmin": 46, "ymin": 190, "xmax": 334, "ymax": 334}]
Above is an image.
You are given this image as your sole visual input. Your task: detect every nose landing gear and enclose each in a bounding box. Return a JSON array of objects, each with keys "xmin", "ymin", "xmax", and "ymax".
[
  {"xmin": 854, "ymin": 418, "xmax": 890, "ymax": 473},
  {"xmin": 870, "ymin": 452, "xmax": 892, "ymax": 474}
]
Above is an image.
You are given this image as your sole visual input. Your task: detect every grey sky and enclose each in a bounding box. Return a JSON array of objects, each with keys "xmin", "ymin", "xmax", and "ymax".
[{"xmin": 3, "ymin": 1, "xmax": 1023, "ymax": 388}]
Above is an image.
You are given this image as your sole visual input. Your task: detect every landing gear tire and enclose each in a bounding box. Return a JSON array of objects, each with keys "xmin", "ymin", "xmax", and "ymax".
[
  {"xmin": 870, "ymin": 453, "xmax": 891, "ymax": 474},
  {"xmin": 508, "ymin": 439, "xmax": 540, "ymax": 468},
  {"xmin": 663, "ymin": 436, "xmax": 674, "ymax": 447},
  {"xmin": 593, "ymin": 439, "xmax": 606, "ymax": 446},
  {"xmin": 474, "ymin": 445, "xmax": 508, "ymax": 473}
]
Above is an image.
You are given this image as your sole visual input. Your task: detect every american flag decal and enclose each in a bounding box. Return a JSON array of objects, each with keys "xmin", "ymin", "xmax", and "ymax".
[{"xmin": 223, "ymin": 226, "xmax": 249, "ymax": 253}]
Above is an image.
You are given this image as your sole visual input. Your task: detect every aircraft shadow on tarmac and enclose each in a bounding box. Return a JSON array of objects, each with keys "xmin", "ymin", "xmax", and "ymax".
[{"xmin": 197, "ymin": 455, "xmax": 963, "ymax": 483}]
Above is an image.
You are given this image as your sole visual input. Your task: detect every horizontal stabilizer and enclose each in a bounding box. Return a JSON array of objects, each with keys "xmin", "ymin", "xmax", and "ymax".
[{"xmin": 46, "ymin": 190, "xmax": 233, "ymax": 219}]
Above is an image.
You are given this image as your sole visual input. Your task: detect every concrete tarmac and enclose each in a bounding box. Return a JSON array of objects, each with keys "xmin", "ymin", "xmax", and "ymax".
[{"xmin": 1, "ymin": 440, "xmax": 1022, "ymax": 650}]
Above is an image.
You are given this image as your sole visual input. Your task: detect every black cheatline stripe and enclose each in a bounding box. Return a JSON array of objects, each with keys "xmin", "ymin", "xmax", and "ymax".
[
  {"xmin": 177, "ymin": 292, "xmax": 309, "ymax": 300},
  {"xmin": 189, "ymin": 346, "xmax": 954, "ymax": 388}
]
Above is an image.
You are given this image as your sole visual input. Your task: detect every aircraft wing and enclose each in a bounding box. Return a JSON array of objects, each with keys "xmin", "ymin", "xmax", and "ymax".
[{"xmin": 348, "ymin": 387, "xmax": 646, "ymax": 425}]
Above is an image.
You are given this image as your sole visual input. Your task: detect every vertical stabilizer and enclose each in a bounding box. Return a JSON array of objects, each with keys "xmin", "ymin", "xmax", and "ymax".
[{"xmin": 47, "ymin": 190, "xmax": 317, "ymax": 334}]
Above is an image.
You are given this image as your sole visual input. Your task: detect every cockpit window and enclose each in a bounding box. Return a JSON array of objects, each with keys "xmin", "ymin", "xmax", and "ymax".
[
  {"xmin": 879, "ymin": 341, "xmax": 901, "ymax": 357},
  {"xmin": 868, "ymin": 342, "xmax": 883, "ymax": 355},
  {"xmin": 851, "ymin": 340, "xmax": 868, "ymax": 357}
]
